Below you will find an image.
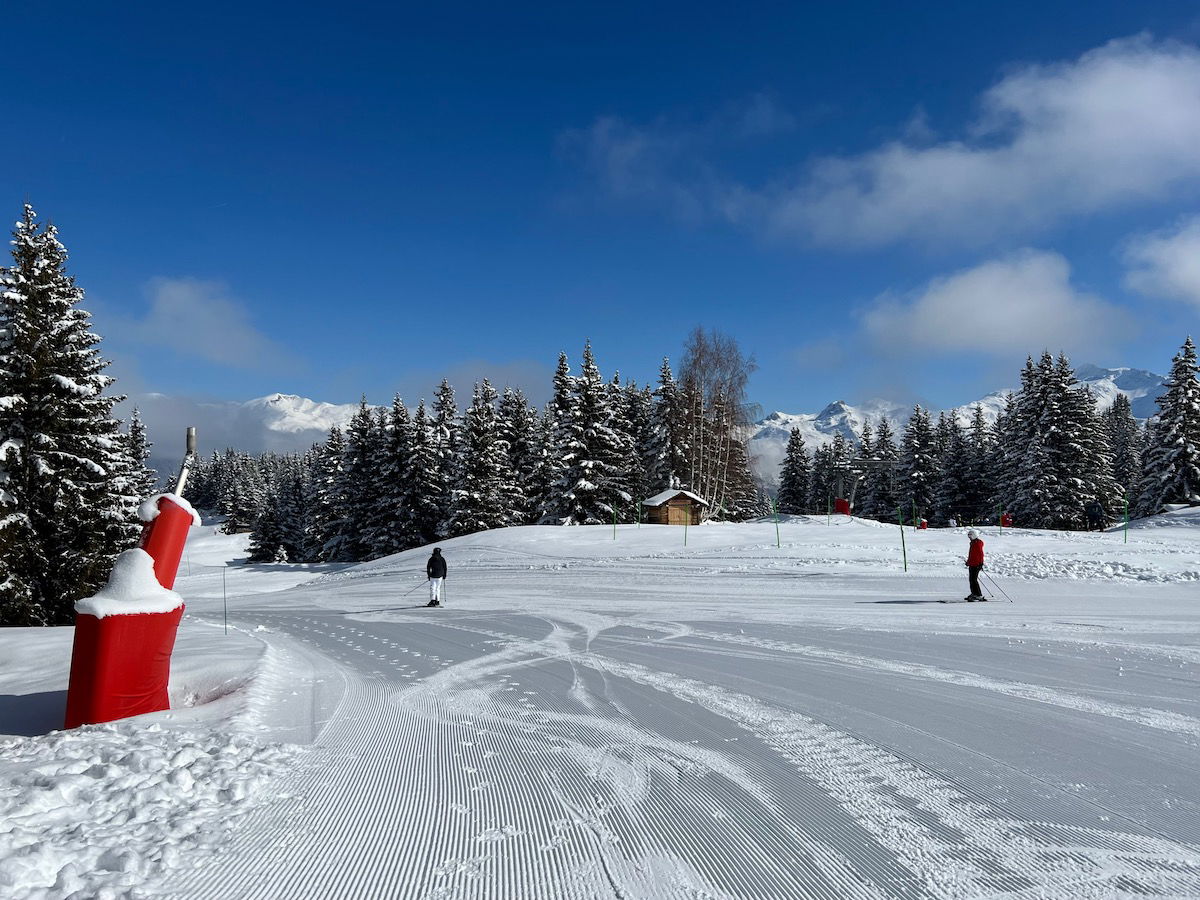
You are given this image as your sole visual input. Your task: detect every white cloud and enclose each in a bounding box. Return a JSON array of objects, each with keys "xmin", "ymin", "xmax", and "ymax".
[
  {"xmin": 560, "ymin": 94, "xmax": 796, "ymax": 222},
  {"xmin": 129, "ymin": 278, "xmax": 299, "ymax": 372},
  {"xmin": 782, "ymin": 36, "xmax": 1200, "ymax": 246},
  {"xmin": 569, "ymin": 36, "xmax": 1200, "ymax": 247},
  {"xmin": 1123, "ymin": 215, "xmax": 1200, "ymax": 308},
  {"xmin": 861, "ymin": 250, "xmax": 1132, "ymax": 358}
]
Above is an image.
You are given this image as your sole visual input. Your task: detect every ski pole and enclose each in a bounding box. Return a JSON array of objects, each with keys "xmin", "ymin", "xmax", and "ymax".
[
  {"xmin": 983, "ymin": 570, "xmax": 1013, "ymax": 603},
  {"xmin": 402, "ymin": 579, "xmax": 426, "ymax": 597}
]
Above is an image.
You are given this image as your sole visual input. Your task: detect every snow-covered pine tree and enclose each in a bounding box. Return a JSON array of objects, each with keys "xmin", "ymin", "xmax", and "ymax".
[
  {"xmin": 248, "ymin": 485, "xmax": 288, "ymax": 562},
  {"xmin": 369, "ymin": 396, "xmax": 414, "ymax": 556},
  {"xmin": 539, "ymin": 352, "xmax": 575, "ymax": 523},
  {"xmin": 555, "ymin": 341, "xmax": 629, "ymax": 525},
  {"xmin": 431, "ymin": 379, "xmax": 459, "ymax": 537},
  {"xmin": 1103, "ymin": 393, "xmax": 1143, "ymax": 497},
  {"xmin": 1055, "ymin": 355, "xmax": 1122, "ymax": 527},
  {"xmin": 859, "ymin": 418, "xmax": 900, "ymax": 520},
  {"xmin": 0, "ymin": 205, "xmax": 136, "ymax": 625},
  {"xmin": 987, "ymin": 391, "xmax": 1021, "ymax": 522},
  {"xmin": 853, "ymin": 420, "xmax": 875, "ymax": 517},
  {"xmin": 497, "ymin": 387, "xmax": 539, "ymax": 525},
  {"xmin": 1006, "ymin": 354, "xmax": 1059, "ymax": 528},
  {"xmin": 808, "ymin": 443, "xmax": 834, "ymax": 514},
  {"xmin": 960, "ymin": 404, "xmax": 993, "ymax": 524},
  {"xmin": 933, "ymin": 417, "xmax": 971, "ymax": 525},
  {"xmin": 449, "ymin": 380, "xmax": 512, "ymax": 536},
  {"xmin": 899, "ymin": 405, "xmax": 938, "ymax": 522},
  {"xmin": 125, "ymin": 407, "xmax": 158, "ymax": 500},
  {"xmin": 776, "ymin": 428, "xmax": 811, "ymax": 514},
  {"xmin": 311, "ymin": 426, "xmax": 349, "ymax": 561},
  {"xmin": 324, "ymin": 400, "xmax": 379, "ymax": 560},
  {"xmin": 605, "ymin": 373, "xmax": 641, "ymax": 522},
  {"xmin": 403, "ymin": 401, "xmax": 444, "ymax": 546},
  {"xmin": 186, "ymin": 451, "xmax": 223, "ymax": 511},
  {"xmin": 724, "ymin": 434, "xmax": 764, "ymax": 520},
  {"xmin": 1136, "ymin": 336, "xmax": 1200, "ymax": 516},
  {"xmin": 646, "ymin": 357, "xmax": 687, "ymax": 492},
  {"xmin": 219, "ymin": 451, "xmax": 266, "ymax": 533}
]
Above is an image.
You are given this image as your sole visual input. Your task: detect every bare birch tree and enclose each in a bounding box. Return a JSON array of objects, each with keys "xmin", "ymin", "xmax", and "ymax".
[{"xmin": 678, "ymin": 327, "xmax": 758, "ymax": 518}]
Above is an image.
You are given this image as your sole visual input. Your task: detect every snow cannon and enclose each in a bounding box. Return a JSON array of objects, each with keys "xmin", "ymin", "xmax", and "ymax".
[
  {"xmin": 138, "ymin": 493, "xmax": 201, "ymax": 590},
  {"xmin": 64, "ymin": 428, "xmax": 199, "ymax": 729},
  {"xmin": 64, "ymin": 550, "xmax": 187, "ymax": 728},
  {"xmin": 834, "ymin": 497, "xmax": 851, "ymax": 515}
]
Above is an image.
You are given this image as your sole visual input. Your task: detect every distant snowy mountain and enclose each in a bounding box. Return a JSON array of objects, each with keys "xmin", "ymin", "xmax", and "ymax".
[
  {"xmin": 139, "ymin": 393, "xmax": 365, "ymax": 479},
  {"xmin": 749, "ymin": 365, "xmax": 1166, "ymax": 489},
  {"xmin": 240, "ymin": 393, "xmax": 363, "ymax": 435}
]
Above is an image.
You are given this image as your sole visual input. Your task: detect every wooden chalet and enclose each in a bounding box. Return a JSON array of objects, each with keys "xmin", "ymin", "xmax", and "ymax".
[{"xmin": 641, "ymin": 489, "xmax": 708, "ymax": 526}]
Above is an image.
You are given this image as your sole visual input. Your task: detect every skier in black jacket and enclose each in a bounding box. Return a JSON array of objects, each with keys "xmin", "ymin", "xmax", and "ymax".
[{"xmin": 426, "ymin": 548, "xmax": 447, "ymax": 607}]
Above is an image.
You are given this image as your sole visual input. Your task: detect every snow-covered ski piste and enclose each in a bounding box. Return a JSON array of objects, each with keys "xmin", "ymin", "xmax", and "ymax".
[{"xmin": 3, "ymin": 511, "xmax": 1200, "ymax": 899}]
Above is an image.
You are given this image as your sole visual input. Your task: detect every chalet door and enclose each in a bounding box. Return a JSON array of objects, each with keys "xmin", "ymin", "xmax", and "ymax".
[{"xmin": 668, "ymin": 505, "xmax": 688, "ymax": 526}]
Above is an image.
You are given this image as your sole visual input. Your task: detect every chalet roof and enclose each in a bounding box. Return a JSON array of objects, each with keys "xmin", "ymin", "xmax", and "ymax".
[{"xmin": 641, "ymin": 489, "xmax": 709, "ymax": 508}]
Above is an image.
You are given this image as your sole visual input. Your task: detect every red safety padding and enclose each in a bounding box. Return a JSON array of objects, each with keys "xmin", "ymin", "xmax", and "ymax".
[
  {"xmin": 63, "ymin": 605, "xmax": 185, "ymax": 729},
  {"xmin": 834, "ymin": 497, "xmax": 851, "ymax": 515},
  {"xmin": 139, "ymin": 496, "xmax": 193, "ymax": 589}
]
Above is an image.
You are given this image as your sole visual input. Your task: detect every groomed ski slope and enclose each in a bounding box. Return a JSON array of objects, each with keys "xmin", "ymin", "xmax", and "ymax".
[{"xmin": 3, "ymin": 512, "xmax": 1200, "ymax": 899}]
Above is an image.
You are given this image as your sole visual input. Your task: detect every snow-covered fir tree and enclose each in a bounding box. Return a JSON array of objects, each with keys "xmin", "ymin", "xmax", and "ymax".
[
  {"xmin": 323, "ymin": 400, "xmax": 379, "ymax": 560},
  {"xmin": 311, "ymin": 426, "xmax": 348, "ymax": 561},
  {"xmin": 646, "ymin": 357, "xmax": 687, "ymax": 492},
  {"xmin": 539, "ymin": 352, "xmax": 576, "ymax": 523},
  {"xmin": 369, "ymin": 396, "xmax": 414, "ymax": 556},
  {"xmin": 859, "ymin": 418, "xmax": 900, "ymax": 520},
  {"xmin": 1102, "ymin": 393, "xmax": 1143, "ymax": 497},
  {"xmin": 431, "ymin": 379, "xmax": 459, "ymax": 537},
  {"xmin": 933, "ymin": 417, "xmax": 971, "ymax": 525},
  {"xmin": 402, "ymin": 401, "xmax": 444, "ymax": 546},
  {"xmin": 776, "ymin": 428, "xmax": 811, "ymax": 514},
  {"xmin": 497, "ymin": 387, "xmax": 540, "ymax": 525},
  {"xmin": 125, "ymin": 407, "xmax": 158, "ymax": 500},
  {"xmin": 553, "ymin": 341, "xmax": 630, "ymax": 524},
  {"xmin": 899, "ymin": 405, "xmax": 938, "ymax": 523},
  {"xmin": 1136, "ymin": 336, "xmax": 1200, "ymax": 516},
  {"xmin": 808, "ymin": 444, "xmax": 834, "ymax": 513},
  {"xmin": 0, "ymin": 205, "xmax": 137, "ymax": 625},
  {"xmin": 449, "ymin": 380, "xmax": 513, "ymax": 535}
]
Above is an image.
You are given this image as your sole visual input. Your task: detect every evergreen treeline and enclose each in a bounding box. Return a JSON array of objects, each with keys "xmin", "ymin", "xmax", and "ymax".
[
  {"xmin": 198, "ymin": 339, "xmax": 764, "ymax": 563},
  {"xmin": 0, "ymin": 206, "xmax": 156, "ymax": 626},
  {"xmin": 778, "ymin": 345, "xmax": 1199, "ymax": 529}
]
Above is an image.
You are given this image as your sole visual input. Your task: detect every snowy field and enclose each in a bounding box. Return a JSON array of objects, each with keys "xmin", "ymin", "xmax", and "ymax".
[{"xmin": 2, "ymin": 512, "xmax": 1200, "ymax": 899}]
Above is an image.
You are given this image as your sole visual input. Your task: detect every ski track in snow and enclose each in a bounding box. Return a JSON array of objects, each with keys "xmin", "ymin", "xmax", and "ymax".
[{"xmin": 7, "ymin": 518, "xmax": 1200, "ymax": 899}]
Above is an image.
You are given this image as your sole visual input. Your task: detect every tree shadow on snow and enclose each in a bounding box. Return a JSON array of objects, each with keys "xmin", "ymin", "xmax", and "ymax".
[
  {"xmin": 857, "ymin": 600, "xmax": 948, "ymax": 605},
  {"xmin": 0, "ymin": 690, "xmax": 67, "ymax": 736},
  {"xmin": 368, "ymin": 605, "xmax": 438, "ymax": 613}
]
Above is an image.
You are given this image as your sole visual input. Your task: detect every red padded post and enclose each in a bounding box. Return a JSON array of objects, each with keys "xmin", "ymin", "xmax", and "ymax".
[
  {"xmin": 64, "ymin": 606, "xmax": 185, "ymax": 728},
  {"xmin": 63, "ymin": 495, "xmax": 193, "ymax": 728}
]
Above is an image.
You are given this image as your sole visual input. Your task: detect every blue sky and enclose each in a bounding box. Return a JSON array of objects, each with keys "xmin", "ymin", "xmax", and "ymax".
[{"xmin": 4, "ymin": 1, "xmax": 1200, "ymax": 445}]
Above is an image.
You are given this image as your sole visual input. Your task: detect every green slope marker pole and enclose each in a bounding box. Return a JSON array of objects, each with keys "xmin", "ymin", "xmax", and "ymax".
[
  {"xmin": 771, "ymin": 497, "xmax": 780, "ymax": 548},
  {"xmin": 897, "ymin": 506, "xmax": 907, "ymax": 572},
  {"xmin": 1124, "ymin": 493, "xmax": 1129, "ymax": 544},
  {"xmin": 998, "ymin": 504, "xmax": 1003, "ymax": 535},
  {"xmin": 684, "ymin": 516, "xmax": 688, "ymax": 546}
]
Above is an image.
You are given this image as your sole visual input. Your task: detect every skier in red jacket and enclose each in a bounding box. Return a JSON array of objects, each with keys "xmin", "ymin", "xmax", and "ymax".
[{"xmin": 965, "ymin": 529, "xmax": 986, "ymax": 601}]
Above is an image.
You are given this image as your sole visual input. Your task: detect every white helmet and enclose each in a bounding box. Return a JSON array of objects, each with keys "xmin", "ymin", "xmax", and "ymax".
[{"xmin": 967, "ymin": 529, "xmax": 978, "ymax": 540}]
